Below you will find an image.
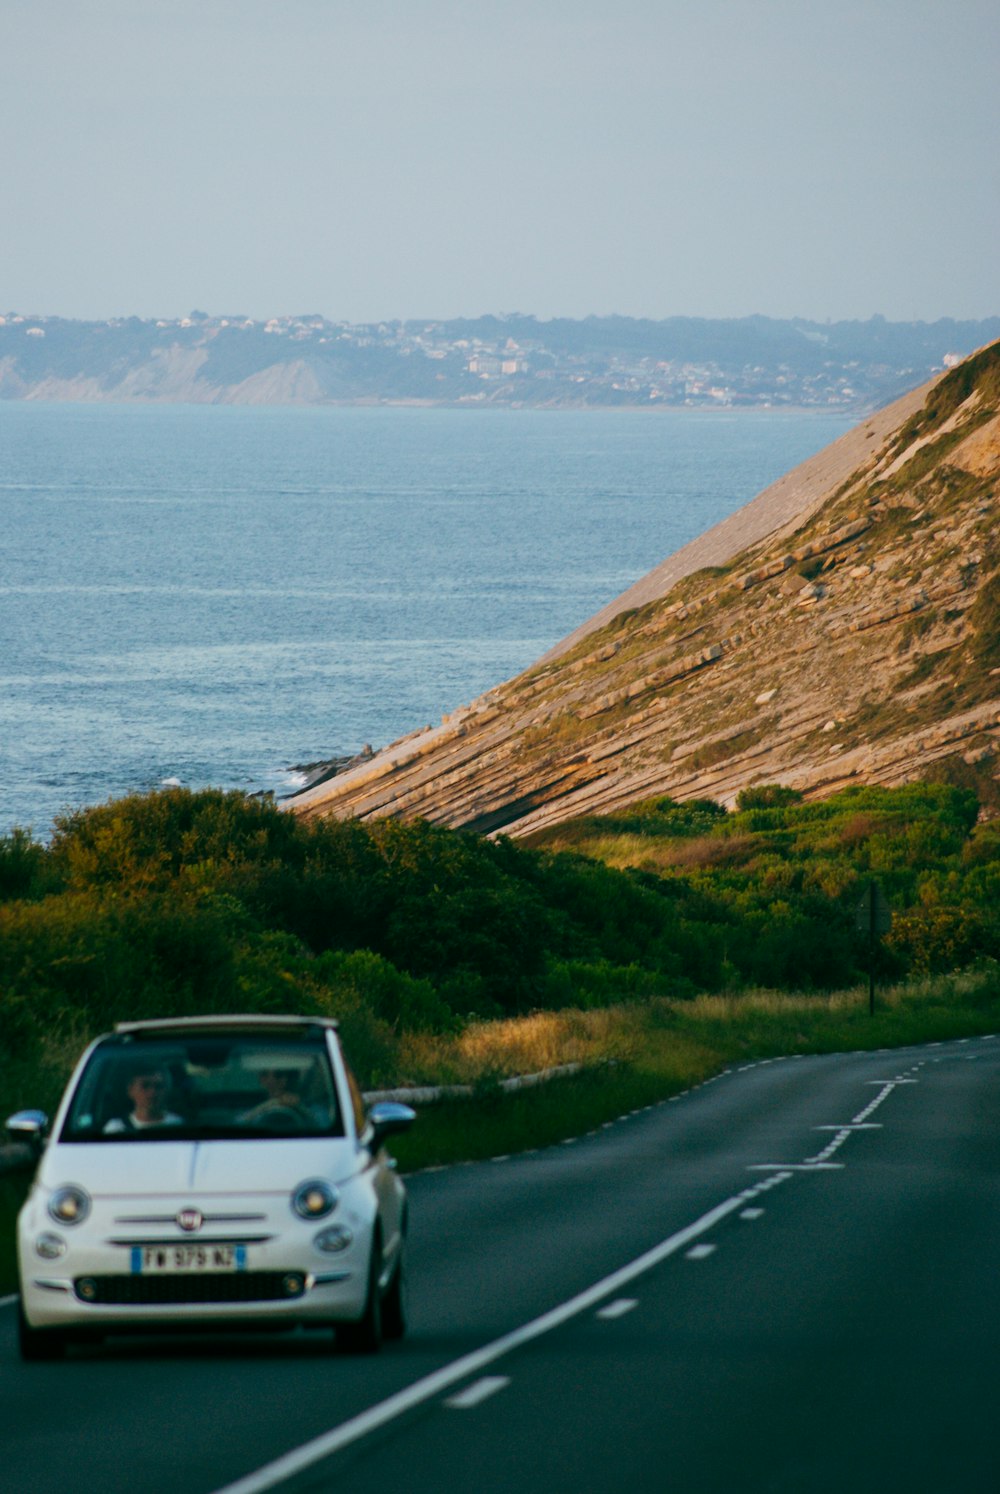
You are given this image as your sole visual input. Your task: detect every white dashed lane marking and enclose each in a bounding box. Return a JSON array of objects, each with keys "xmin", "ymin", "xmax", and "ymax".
[
  {"xmin": 596, "ymin": 1298, "xmax": 639, "ymax": 1320},
  {"xmin": 212, "ymin": 1046, "xmax": 991, "ymax": 1494},
  {"xmin": 748, "ymin": 1162, "xmax": 845, "ymax": 1171},
  {"xmin": 445, "ymin": 1377, "xmax": 511, "ymax": 1410}
]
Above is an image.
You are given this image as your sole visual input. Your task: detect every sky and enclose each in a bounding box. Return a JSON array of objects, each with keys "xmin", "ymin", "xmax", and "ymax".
[{"xmin": 5, "ymin": 0, "xmax": 999, "ymax": 325}]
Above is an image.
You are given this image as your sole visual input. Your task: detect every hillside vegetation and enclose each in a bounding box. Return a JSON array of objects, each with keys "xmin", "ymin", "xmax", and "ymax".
[{"xmin": 2, "ymin": 781, "xmax": 998, "ymax": 1120}]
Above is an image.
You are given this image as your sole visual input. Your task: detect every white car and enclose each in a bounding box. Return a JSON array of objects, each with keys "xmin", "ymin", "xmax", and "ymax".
[{"xmin": 7, "ymin": 1015, "xmax": 414, "ymax": 1360}]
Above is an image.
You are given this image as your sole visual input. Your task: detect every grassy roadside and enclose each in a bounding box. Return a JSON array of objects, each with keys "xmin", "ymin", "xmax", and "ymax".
[
  {"xmin": 388, "ymin": 963, "xmax": 1000, "ymax": 1171},
  {"xmin": 3, "ymin": 964, "xmax": 998, "ymax": 1296}
]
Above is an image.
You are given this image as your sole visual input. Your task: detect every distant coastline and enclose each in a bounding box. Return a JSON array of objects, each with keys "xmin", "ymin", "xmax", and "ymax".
[{"xmin": 3, "ymin": 310, "xmax": 998, "ymax": 414}]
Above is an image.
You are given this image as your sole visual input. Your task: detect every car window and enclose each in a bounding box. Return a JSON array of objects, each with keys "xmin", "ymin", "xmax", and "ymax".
[{"xmin": 60, "ymin": 1034, "xmax": 345, "ymax": 1142}]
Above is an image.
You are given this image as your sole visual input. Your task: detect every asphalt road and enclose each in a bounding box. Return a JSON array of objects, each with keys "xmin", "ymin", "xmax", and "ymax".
[{"xmin": 2, "ymin": 1036, "xmax": 998, "ymax": 1494}]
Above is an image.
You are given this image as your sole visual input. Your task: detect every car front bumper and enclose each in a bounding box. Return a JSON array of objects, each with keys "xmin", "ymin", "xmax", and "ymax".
[{"xmin": 18, "ymin": 1193, "xmax": 372, "ymax": 1331}]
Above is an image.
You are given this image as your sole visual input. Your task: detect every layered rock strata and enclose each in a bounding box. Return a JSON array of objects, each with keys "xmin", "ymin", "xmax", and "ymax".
[{"xmin": 290, "ymin": 344, "xmax": 1000, "ymax": 835}]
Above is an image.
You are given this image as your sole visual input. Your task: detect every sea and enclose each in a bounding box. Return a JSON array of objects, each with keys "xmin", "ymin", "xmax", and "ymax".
[{"xmin": 0, "ymin": 402, "xmax": 854, "ymax": 839}]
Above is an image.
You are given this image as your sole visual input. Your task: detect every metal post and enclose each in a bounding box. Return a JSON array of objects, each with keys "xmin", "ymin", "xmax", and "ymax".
[
  {"xmin": 868, "ymin": 880, "xmax": 876, "ymax": 1016},
  {"xmin": 856, "ymin": 880, "xmax": 890, "ymax": 1018}
]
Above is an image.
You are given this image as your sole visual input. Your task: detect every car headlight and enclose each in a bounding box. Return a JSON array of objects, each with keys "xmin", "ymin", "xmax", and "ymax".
[
  {"xmin": 48, "ymin": 1185, "xmax": 91, "ymax": 1226},
  {"xmin": 47, "ymin": 1189, "xmax": 90, "ymax": 1225},
  {"xmin": 292, "ymin": 1180, "xmax": 338, "ymax": 1219}
]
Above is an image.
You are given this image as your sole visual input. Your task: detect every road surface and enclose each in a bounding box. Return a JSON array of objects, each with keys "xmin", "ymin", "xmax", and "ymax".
[{"xmin": 2, "ymin": 1036, "xmax": 997, "ymax": 1493}]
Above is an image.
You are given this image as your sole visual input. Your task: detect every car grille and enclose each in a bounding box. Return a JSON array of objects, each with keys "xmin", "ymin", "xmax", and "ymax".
[{"xmin": 75, "ymin": 1273, "xmax": 303, "ymax": 1305}]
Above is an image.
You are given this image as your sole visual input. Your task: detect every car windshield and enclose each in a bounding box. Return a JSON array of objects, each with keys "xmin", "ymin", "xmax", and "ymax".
[{"xmin": 59, "ymin": 1032, "xmax": 344, "ymax": 1142}]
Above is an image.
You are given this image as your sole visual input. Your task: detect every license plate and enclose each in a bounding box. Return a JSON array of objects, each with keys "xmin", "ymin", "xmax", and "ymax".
[{"xmin": 131, "ymin": 1244, "xmax": 247, "ymax": 1274}]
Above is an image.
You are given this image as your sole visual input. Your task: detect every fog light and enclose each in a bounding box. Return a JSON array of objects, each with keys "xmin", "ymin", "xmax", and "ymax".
[
  {"xmin": 35, "ymin": 1232, "xmax": 67, "ymax": 1260},
  {"xmin": 281, "ymin": 1273, "xmax": 306, "ymax": 1298},
  {"xmin": 314, "ymin": 1224, "xmax": 353, "ymax": 1254},
  {"xmin": 76, "ymin": 1277, "xmax": 98, "ymax": 1302}
]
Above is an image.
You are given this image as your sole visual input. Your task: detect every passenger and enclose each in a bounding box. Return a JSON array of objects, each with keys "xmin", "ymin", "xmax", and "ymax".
[
  {"xmin": 240, "ymin": 1065, "xmax": 312, "ymax": 1123},
  {"xmin": 237, "ymin": 1057, "xmax": 331, "ymax": 1123},
  {"xmin": 104, "ymin": 1065, "xmax": 184, "ymax": 1132}
]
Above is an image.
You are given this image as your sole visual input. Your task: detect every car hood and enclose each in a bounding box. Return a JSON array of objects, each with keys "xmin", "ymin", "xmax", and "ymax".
[{"xmin": 37, "ymin": 1137, "xmax": 362, "ymax": 1197}]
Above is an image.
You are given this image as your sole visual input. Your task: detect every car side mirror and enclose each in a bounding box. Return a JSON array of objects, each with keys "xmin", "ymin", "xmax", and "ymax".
[
  {"xmin": 364, "ymin": 1101, "xmax": 416, "ymax": 1151},
  {"xmin": 4, "ymin": 1109, "xmax": 49, "ymax": 1165}
]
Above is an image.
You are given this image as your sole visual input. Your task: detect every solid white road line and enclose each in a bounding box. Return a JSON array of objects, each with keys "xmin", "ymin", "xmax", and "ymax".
[
  {"xmin": 445, "ymin": 1377, "xmax": 511, "ymax": 1410},
  {"xmin": 210, "ymin": 1190, "xmax": 756, "ymax": 1494}
]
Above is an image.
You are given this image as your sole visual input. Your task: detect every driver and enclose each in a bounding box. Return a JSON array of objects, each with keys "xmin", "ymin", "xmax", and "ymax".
[{"xmin": 104, "ymin": 1065, "xmax": 183, "ymax": 1132}]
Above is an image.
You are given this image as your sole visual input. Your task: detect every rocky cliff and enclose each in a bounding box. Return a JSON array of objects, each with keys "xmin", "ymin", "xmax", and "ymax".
[{"xmin": 289, "ymin": 341, "xmax": 1000, "ymax": 835}]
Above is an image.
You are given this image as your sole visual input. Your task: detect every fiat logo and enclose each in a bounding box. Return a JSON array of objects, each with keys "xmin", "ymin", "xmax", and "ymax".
[{"xmin": 176, "ymin": 1208, "xmax": 204, "ymax": 1233}]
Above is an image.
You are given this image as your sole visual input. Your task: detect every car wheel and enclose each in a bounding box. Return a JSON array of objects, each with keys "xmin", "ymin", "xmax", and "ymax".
[
  {"xmin": 381, "ymin": 1240, "xmax": 408, "ymax": 1341},
  {"xmin": 337, "ymin": 1234, "xmax": 383, "ymax": 1354},
  {"xmin": 18, "ymin": 1303, "xmax": 67, "ymax": 1363}
]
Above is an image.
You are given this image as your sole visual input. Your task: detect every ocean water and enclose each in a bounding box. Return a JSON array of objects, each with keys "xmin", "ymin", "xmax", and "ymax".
[{"xmin": 0, "ymin": 402, "xmax": 852, "ymax": 837}]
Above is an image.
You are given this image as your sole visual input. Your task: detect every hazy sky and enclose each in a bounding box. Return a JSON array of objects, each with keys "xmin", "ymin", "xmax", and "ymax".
[{"xmin": 5, "ymin": 0, "xmax": 999, "ymax": 324}]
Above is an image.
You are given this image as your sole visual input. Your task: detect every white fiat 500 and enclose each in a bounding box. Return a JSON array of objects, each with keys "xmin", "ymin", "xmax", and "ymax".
[{"xmin": 8, "ymin": 1015, "xmax": 414, "ymax": 1360}]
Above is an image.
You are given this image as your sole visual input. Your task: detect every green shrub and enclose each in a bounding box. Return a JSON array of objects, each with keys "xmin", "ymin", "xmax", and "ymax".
[
  {"xmin": 311, "ymin": 949, "xmax": 459, "ymax": 1034},
  {"xmin": 734, "ymin": 784, "xmax": 805, "ymax": 811},
  {"xmin": 0, "ymin": 829, "xmax": 51, "ymax": 902},
  {"xmin": 886, "ymin": 905, "xmax": 995, "ymax": 975},
  {"xmin": 1, "ymin": 777, "xmax": 997, "ymax": 1122}
]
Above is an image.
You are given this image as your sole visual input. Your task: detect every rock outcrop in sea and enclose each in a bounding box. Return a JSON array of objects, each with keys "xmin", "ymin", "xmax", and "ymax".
[{"xmin": 288, "ymin": 341, "xmax": 1000, "ymax": 835}]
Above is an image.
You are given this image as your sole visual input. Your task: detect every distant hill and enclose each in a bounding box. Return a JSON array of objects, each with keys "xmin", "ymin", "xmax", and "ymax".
[
  {"xmin": 288, "ymin": 339, "xmax": 1000, "ymax": 832},
  {"xmin": 2, "ymin": 310, "xmax": 998, "ymax": 410}
]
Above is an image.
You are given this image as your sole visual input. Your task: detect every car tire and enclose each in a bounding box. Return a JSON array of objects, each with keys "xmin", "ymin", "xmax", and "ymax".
[
  {"xmin": 337, "ymin": 1234, "xmax": 383, "ymax": 1354},
  {"xmin": 381, "ymin": 1244, "xmax": 407, "ymax": 1341},
  {"xmin": 18, "ymin": 1303, "xmax": 67, "ymax": 1363}
]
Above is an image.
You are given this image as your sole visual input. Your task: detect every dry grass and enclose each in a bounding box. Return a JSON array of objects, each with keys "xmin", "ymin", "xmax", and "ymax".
[
  {"xmin": 550, "ymin": 830, "xmax": 761, "ymax": 874},
  {"xmin": 398, "ymin": 1006, "xmax": 641, "ymax": 1085},
  {"xmin": 386, "ymin": 964, "xmax": 1000, "ymax": 1171},
  {"xmin": 397, "ymin": 965, "xmax": 999, "ymax": 1094}
]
